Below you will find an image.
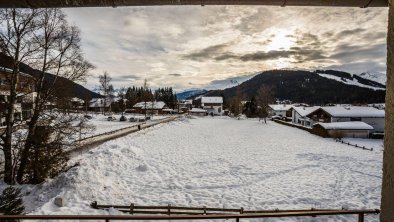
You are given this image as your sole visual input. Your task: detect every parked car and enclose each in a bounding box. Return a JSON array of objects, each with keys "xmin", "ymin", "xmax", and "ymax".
[
  {"xmin": 129, "ymin": 117, "xmax": 137, "ymax": 122},
  {"xmin": 124, "ymin": 109, "xmax": 135, "ymax": 114},
  {"xmin": 138, "ymin": 118, "xmax": 145, "ymax": 122},
  {"xmin": 120, "ymin": 115, "xmax": 127, "ymax": 121},
  {"xmin": 83, "ymin": 115, "xmax": 92, "ymax": 120},
  {"xmin": 271, "ymin": 115, "xmax": 281, "ymax": 120},
  {"xmin": 107, "ymin": 116, "xmax": 116, "ymax": 121}
]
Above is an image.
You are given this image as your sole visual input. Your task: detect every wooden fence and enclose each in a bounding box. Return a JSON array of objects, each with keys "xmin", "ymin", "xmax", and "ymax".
[
  {"xmin": 336, "ymin": 139, "xmax": 375, "ymax": 151},
  {"xmin": 20, "ymin": 202, "xmax": 371, "ymax": 222}
]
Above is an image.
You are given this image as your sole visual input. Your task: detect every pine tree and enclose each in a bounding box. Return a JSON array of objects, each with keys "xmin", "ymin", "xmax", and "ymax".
[{"xmin": 0, "ymin": 186, "xmax": 25, "ymax": 215}]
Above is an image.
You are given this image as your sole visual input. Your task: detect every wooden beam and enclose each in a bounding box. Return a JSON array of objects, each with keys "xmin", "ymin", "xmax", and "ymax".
[
  {"xmin": 381, "ymin": 1, "xmax": 394, "ymax": 222},
  {"xmin": 0, "ymin": 0, "xmax": 388, "ymax": 8}
]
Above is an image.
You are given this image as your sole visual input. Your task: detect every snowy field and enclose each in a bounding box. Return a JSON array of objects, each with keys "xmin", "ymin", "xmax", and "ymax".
[
  {"xmin": 81, "ymin": 113, "xmax": 169, "ymax": 138},
  {"xmin": 1, "ymin": 117, "xmax": 383, "ymax": 222}
]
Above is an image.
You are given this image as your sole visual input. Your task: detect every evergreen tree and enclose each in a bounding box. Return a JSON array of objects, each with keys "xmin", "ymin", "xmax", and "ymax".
[{"xmin": 0, "ymin": 186, "xmax": 25, "ymax": 215}]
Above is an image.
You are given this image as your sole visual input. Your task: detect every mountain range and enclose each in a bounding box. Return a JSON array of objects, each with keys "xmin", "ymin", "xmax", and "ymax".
[{"xmin": 188, "ymin": 69, "xmax": 386, "ymax": 105}]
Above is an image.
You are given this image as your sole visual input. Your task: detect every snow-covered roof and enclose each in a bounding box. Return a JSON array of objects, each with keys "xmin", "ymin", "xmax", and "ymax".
[
  {"xmin": 133, "ymin": 101, "xmax": 166, "ymax": 109},
  {"xmin": 293, "ymin": 106, "xmax": 320, "ymax": 117},
  {"xmin": 190, "ymin": 108, "xmax": 207, "ymax": 113},
  {"xmin": 71, "ymin": 97, "xmax": 84, "ymax": 103},
  {"xmin": 314, "ymin": 121, "xmax": 374, "ymax": 130},
  {"xmin": 269, "ymin": 104, "xmax": 293, "ymax": 111},
  {"xmin": 162, "ymin": 108, "xmax": 174, "ymax": 112},
  {"xmin": 319, "ymin": 106, "xmax": 385, "ymax": 118},
  {"xmin": 201, "ymin": 97, "xmax": 223, "ymax": 104},
  {"xmin": 89, "ymin": 98, "xmax": 111, "ymax": 108}
]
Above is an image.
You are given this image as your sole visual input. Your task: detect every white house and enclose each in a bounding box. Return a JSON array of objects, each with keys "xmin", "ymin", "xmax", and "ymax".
[
  {"xmin": 194, "ymin": 96, "xmax": 223, "ymax": 115},
  {"xmin": 89, "ymin": 98, "xmax": 112, "ymax": 113},
  {"xmin": 307, "ymin": 106, "xmax": 385, "ymax": 133},
  {"xmin": 291, "ymin": 106, "xmax": 320, "ymax": 127},
  {"xmin": 268, "ymin": 104, "xmax": 293, "ymax": 119},
  {"xmin": 313, "ymin": 121, "xmax": 374, "ymax": 138}
]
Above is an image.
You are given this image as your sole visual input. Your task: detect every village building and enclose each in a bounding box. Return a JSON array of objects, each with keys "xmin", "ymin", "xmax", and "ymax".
[
  {"xmin": 70, "ymin": 97, "xmax": 85, "ymax": 110},
  {"xmin": 189, "ymin": 108, "xmax": 207, "ymax": 116},
  {"xmin": 268, "ymin": 104, "xmax": 293, "ymax": 119},
  {"xmin": 312, "ymin": 122, "xmax": 374, "ymax": 138},
  {"xmin": 133, "ymin": 101, "xmax": 166, "ymax": 114},
  {"xmin": 0, "ymin": 67, "xmax": 36, "ymax": 126},
  {"xmin": 89, "ymin": 98, "xmax": 112, "ymax": 113},
  {"xmin": 193, "ymin": 96, "xmax": 223, "ymax": 116},
  {"xmin": 177, "ymin": 100, "xmax": 193, "ymax": 113},
  {"xmin": 307, "ymin": 106, "xmax": 385, "ymax": 133},
  {"xmin": 291, "ymin": 106, "xmax": 320, "ymax": 127}
]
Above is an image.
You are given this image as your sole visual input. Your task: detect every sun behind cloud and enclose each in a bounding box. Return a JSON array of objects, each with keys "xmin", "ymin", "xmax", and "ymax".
[{"xmin": 265, "ymin": 28, "xmax": 296, "ymax": 51}]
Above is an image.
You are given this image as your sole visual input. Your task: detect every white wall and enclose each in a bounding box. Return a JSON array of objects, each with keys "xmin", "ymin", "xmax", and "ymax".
[
  {"xmin": 362, "ymin": 117, "xmax": 385, "ymax": 132},
  {"xmin": 204, "ymin": 105, "xmax": 223, "ymax": 115}
]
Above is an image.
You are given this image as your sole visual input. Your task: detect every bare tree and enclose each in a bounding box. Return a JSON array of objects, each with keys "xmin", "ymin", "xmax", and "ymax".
[
  {"xmin": 98, "ymin": 72, "xmax": 112, "ymax": 115},
  {"xmin": 16, "ymin": 8, "xmax": 93, "ymax": 184},
  {"xmin": 256, "ymin": 85, "xmax": 274, "ymax": 124},
  {"xmin": 143, "ymin": 79, "xmax": 148, "ymax": 119},
  {"xmin": 118, "ymin": 86, "xmax": 126, "ymax": 114},
  {"xmin": 0, "ymin": 8, "xmax": 41, "ymax": 184},
  {"xmin": 230, "ymin": 86, "xmax": 243, "ymax": 117}
]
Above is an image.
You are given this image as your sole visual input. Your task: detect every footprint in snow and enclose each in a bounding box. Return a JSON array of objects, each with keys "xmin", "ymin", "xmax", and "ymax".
[{"xmin": 136, "ymin": 164, "xmax": 148, "ymax": 172}]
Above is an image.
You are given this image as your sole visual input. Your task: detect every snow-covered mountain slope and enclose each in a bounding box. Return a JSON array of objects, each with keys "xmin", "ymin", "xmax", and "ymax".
[
  {"xmin": 357, "ymin": 72, "xmax": 387, "ymax": 85},
  {"xmin": 316, "ymin": 72, "xmax": 385, "ymax": 91},
  {"xmin": 176, "ymin": 89, "xmax": 207, "ymax": 100}
]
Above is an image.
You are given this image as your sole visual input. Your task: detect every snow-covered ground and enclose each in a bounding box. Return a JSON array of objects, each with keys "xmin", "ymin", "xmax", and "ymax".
[
  {"xmin": 81, "ymin": 113, "xmax": 169, "ymax": 138},
  {"xmin": 1, "ymin": 117, "xmax": 383, "ymax": 222}
]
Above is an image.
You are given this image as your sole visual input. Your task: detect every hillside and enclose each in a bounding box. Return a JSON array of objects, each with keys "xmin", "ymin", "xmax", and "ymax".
[
  {"xmin": 204, "ymin": 70, "xmax": 386, "ymax": 105},
  {"xmin": 0, "ymin": 53, "xmax": 101, "ymax": 100},
  {"xmin": 176, "ymin": 89, "xmax": 207, "ymax": 100},
  {"xmin": 357, "ymin": 72, "xmax": 387, "ymax": 85}
]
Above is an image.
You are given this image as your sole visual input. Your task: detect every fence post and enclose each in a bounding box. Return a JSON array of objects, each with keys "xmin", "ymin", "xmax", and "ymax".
[
  {"xmin": 130, "ymin": 203, "xmax": 134, "ymax": 215},
  {"xmin": 236, "ymin": 217, "xmax": 240, "ymax": 222},
  {"xmin": 358, "ymin": 213, "xmax": 364, "ymax": 222},
  {"xmin": 168, "ymin": 204, "xmax": 171, "ymax": 215}
]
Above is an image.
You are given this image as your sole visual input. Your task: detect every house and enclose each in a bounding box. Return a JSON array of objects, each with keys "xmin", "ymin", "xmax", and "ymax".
[
  {"xmin": 71, "ymin": 97, "xmax": 85, "ymax": 110},
  {"xmin": 189, "ymin": 108, "xmax": 207, "ymax": 116},
  {"xmin": 161, "ymin": 108, "xmax": 175, "ymax": 114},
  {"xmin": 133, "ymin": 101, "xmax": 166, "ymax": 114},
  {"xmin": 89, "ymin": 98, "xmax": 112, "ymax": 113},
  {"xmin": 194, "ymin": 96, "xmax": 223, "ymax": 115},
  {"xmin": 268, "ymin": 104, "xmax": 293, "ymax": 119},
  {"xmin": 0, "ymin": 67, "xmax": 36, "ymax": 125},
  {"xmin": 312, "ymin": 121, "xmax": 374, "ymax": 138},
  {"xmin": 291, "ymin": 106, "xmax": 320, "ymax": 127},
  {"xmin": 307, "ymin": 106, "xmax": 385, "ymax": 133},
  {"xmin": 177, "ymin": 100, "xmax": 193, "ymax": 113}
]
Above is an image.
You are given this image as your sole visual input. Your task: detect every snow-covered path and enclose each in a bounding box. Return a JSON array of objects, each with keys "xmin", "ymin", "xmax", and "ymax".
[{"xmin": 16, "ymin": 117, "xmax": 383, "ymax": 221}]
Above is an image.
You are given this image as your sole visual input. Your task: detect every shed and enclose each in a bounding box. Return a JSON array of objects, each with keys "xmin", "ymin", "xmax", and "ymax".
[{"xmin": 312, "ymin": 121, "xmax": 374, "ymax": 138}]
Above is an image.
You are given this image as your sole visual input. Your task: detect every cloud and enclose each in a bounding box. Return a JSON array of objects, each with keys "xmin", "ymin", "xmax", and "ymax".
[
  {"xmin": 64, "ymin": 6, "xmax": 388, "ymax": 91},
  {"xmin": 182, "ymin": 43, "xmax": 231, "ymax": 61}
]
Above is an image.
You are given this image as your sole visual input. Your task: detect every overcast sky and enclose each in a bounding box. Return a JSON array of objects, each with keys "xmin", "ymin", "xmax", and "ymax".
[{"xmin": 64, "ymin": 6, "xmax": 388, "ymax": 92}]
